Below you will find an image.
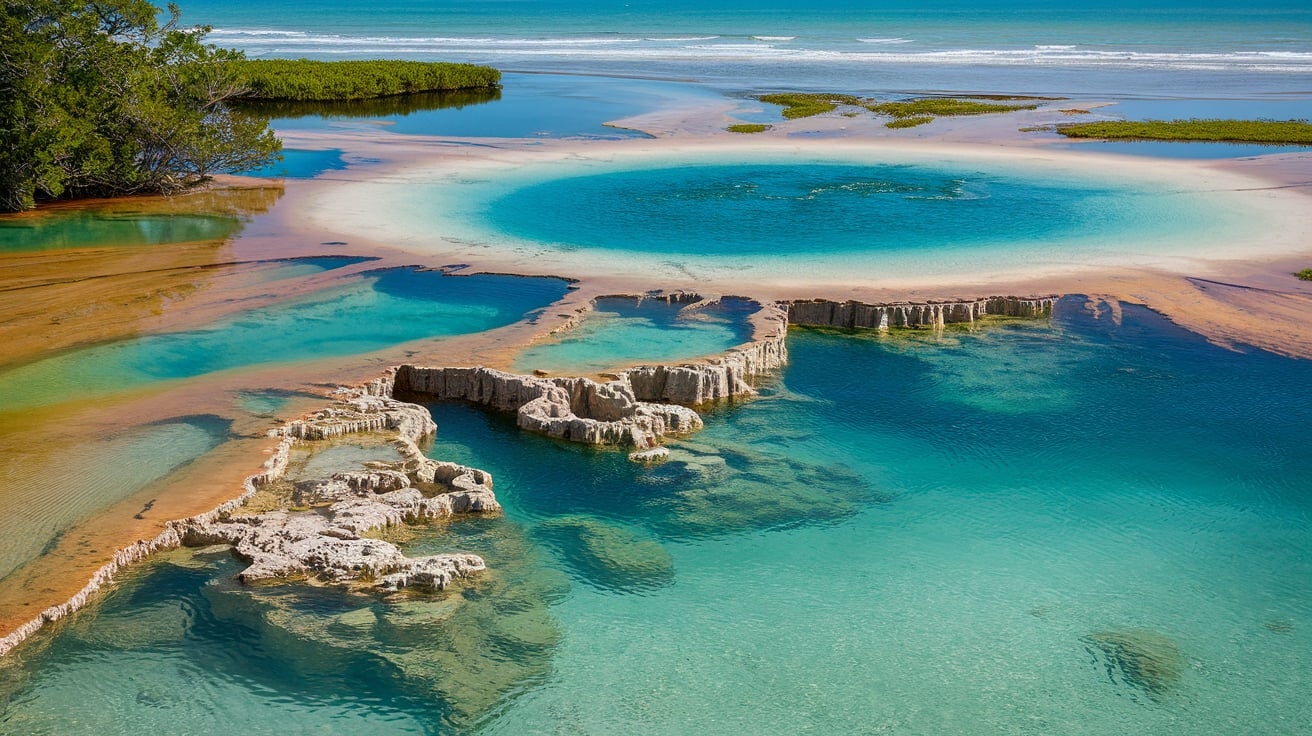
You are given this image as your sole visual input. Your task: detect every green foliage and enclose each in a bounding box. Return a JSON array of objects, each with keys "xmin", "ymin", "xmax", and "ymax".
[
  {"xmin": 885, "ymin": 116, "xmax": 934, "ymax": 129},
  {"xmin": 1296, "ymin": 269, "xmax": 1312, "ymax": 281},
  {"xmin": 231, "ymin": 59, "xmax": 501, "ymax": 101},
  {"xmin": 726, "ymin": 123, "xmax": 771, "ymax": 134},
  {"xmin": 866, "ymin": 98, "xmax": 1039, "ymax": 118},
  {"xmin": 0, "ymin": 0, "xmax": 280, "ymax": 212},
  {"xmin": 1055, "ymin": 119, "xmax": 1312, "ymax": 144},
  {"xmin": 758, "ymin": 93, "xmax": 865, "ymax": 119},
  {"xmin": 755, "ymin": 92, "xmax": 1039, "ymax": 127}
]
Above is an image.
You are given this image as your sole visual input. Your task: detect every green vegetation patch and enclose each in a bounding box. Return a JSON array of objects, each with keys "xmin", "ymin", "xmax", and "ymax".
[
  {"xmin": 758, "ymin": 93, "xmax": 865, "ymax": 119},
  {"xmin": 867, "ymin": 98, "xmax": 1039, "ymax": 118},
  {"xmin": 727, "ymin": 123, "xmax": 772, "ymax": 134},
  {"xmin": 1296, "ymin": 269, "xmax": 1312, "ymax": 281},
  {"xmin": 885, "ymin": 116, "xmax": 934, "ymax": 129},
  {"xmin": 0, "ymin": 0, "xmax": 279, "ymax": 212},
  {"xmin": 1055, "ymin": 119, "xmax": 1312, "ymax": 145},
  {"xmin": 232, "ymin": 59, "xmax": 502, "ymax": 101}
]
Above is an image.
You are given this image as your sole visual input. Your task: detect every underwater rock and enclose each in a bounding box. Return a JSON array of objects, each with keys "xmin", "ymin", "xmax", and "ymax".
[
  {"xmin": 536, "ymin": 515, "xmax": 675, "ymax": 593},
  {"xmin": 1084, "ymin": 628, "xmax": 1185, "ymax": 697},
  {"xmin": 187, "ymin": 503, "xmax": 488, "ymax": 590},
  {"xmin": 628, "ymin": 447, "xmax": 670, "ymax": 464},
  {"xmin": 196, "ymin": 517, "xmax": 570, "ymax": 729}
]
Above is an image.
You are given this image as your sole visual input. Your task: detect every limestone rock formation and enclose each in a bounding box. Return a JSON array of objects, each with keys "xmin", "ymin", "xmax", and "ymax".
[
  {"xmin": 180, "ymin": 391, "xmax": 501, "ymax": 592},
  {"xmin": 181, "ymin": 449, "xmax": 499, "ymax": 591},
  {"xmin": 394, "ymin": 365, "xmax": 703, "ymax": 448},
  {"xmin": 786, "ymin": 295, "xmax": 1058, "ymax": 330}
]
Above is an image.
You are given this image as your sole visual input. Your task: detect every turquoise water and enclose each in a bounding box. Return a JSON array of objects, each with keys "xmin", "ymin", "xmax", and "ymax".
[
  {"xmin": 468, "ymin": 160, "xmax": 1238, "ymax": 269},
  {"xmin": 0, "ymin": 211, "xmax": 244, "ymax": 253},
  {"xmin": 249, "ymin": 255, "xmax": 376, "ymax": 283},
  {"xmin": 512, "ymin": 297, "xmax": 755, "ymax": 375},
  {"xmin": 5, "ymin": 299, "xmax": 1310, "ymax": 733},
  {"xmin": 181, "ymin": 0, "xmax": 1312, "ymax": 97},
  {"xmin": 0, "ymin": 270, "xmax": 568, "ymax": 411}
]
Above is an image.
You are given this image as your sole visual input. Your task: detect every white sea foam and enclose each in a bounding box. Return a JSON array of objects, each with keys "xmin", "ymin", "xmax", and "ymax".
[{"xmin": 204, "ymin": 28, "xmax": 1312, "ymax": 73}]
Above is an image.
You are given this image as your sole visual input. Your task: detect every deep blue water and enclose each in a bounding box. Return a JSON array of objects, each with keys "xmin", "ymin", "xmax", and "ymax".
[{"xmin": 4, "ymin": 300, "xmax": 1310, "ymax": 733}]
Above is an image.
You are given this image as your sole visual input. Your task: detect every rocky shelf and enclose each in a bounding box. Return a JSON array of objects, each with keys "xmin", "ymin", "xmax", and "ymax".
[{"xmin": 0, "ymin": 291, "xmax": 1059, "ymax": 658}]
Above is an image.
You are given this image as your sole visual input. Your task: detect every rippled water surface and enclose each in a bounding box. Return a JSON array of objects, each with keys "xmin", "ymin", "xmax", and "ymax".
[{"xmin": 4, "ymin": 299, "xmax": 1309, "ymax": 734}]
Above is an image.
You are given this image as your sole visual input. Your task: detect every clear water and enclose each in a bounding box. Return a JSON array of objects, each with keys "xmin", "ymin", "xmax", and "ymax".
[
  {"xmin": 0, "ymin": 270, "xmax": 568, "ymax": 411},
  {"xmin": 512, "ymin": 297, "xmax": 755, "ymax": 375},
  {"xmin": 419, "ymin": 157, "xmax": 1248, "ymax": 279},
  {"xmin": 5, "ymin": 300, "xmax": 1310, "ymax": 733},
  {"xmin": 238, "ymin": 148, "xmax": 349, "ymax": 179},
  {"xmin": 181, "ymin": 0, "xmax": 1312, "ymax": 97},
  {"xmin": 0, "ymin": 416, "xmax": 233, "ymax": 583},
  {"xmin": 250, "ymin": 74, "xmax": 709, "ymax": 139},
  {"xmin": 249, "ymin": 255, "xmax": 377, "ymax": 283},
  {"xmin": 0, "ymin": 211, "xmax": 244, "ymax": 253}
]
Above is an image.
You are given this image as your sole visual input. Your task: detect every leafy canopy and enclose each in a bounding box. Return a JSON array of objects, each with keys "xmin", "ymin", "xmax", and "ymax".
[{"xmin": 0, "ymin": 0, "xmax": 280, "ymax": 212}]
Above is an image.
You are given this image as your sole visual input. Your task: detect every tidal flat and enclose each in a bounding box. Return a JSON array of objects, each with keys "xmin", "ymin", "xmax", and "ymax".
[{"xmin": 2, "ymin": 58, "xmax": 1312, "ymax": 735}]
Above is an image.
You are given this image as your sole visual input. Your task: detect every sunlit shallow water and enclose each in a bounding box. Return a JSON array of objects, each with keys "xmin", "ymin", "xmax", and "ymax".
[
  {"xmin": 512, "ymin": 296, "xmax": 755, "ymax": 375},
  {"xmin": 369, "ymin": 152, "xmax": 1262, "ymax": 281},
  {"xmin": 0, "ymin": 211, "xmax": 245, "ymax": 253},
  {"xmin": 0, "ymin": 269, "xmax": 569, "ymax": 411},
  {"xmin": 4, "ymin": 299, "xmax": 1309, "ymax": 734}
]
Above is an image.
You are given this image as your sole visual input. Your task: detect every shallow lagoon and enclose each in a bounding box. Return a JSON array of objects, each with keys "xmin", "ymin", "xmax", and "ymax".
[
  {"xmin": 4, "ymin": 300, "xmax": 1309, "ymax": 734},
  {"xmin": 254, "ymin": 73, "xmax": 715, "ymax": 139},
  {"xmin": 0, "ymin": 269, "xmax": 569, "ymax": 411},
  {"xmin": 372, "ymin": 150, "xmax": 1261, "ymax": 282},
  {"xmin": 512, "ymin": 296, "xmax": 756, "ymax": 375},
  {"xmin": 0, "ymin": 211, "xmax": 244, "ymax": 253}
]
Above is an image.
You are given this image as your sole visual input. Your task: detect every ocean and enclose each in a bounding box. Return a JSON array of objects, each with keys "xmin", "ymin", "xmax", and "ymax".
[{"xmin": 183, "ymin": 0, "xmax": 1312, "ymax": 98}]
